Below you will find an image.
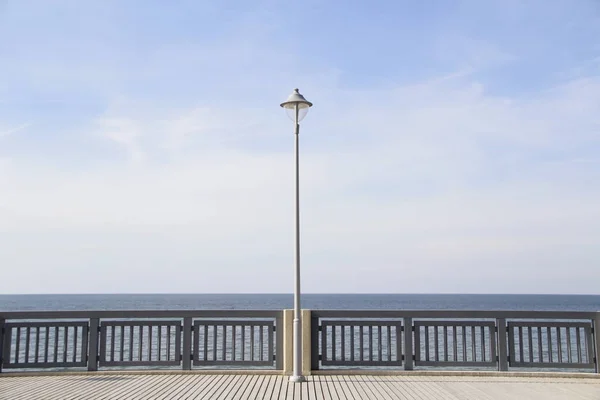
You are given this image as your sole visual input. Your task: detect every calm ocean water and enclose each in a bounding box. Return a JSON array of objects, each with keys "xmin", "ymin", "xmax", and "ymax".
[{"xmin": 1, "ymin": 293, "xmax": 599, "ymax": 312}]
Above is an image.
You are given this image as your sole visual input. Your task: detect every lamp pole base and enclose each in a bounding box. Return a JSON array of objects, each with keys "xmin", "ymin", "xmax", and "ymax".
[{"xmin": 289, "ymin": 375, "xmax": 306, "ymax": 383}]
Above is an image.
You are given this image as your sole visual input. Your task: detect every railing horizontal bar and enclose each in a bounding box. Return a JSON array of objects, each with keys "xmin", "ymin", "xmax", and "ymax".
[
  {"xmin": 5, "ymin": 322, "xmax": 87, "ymax": 328},
  {"xmin": 194, "ymin": 361, "xmax": 273, "ymax": 366},
  {"xmin": 414, "ymin": 321, "xmax": 496, "ymax": 328},
  {"xmin": 415, "ymin": 361, "xmax": 497, "ymax": 367},
  {"xmin": 1, "ymin": 310, "xmax": 282, "ymax": 319},
  {"xmin": 321, "ymin": 360, "xmax": 402, "ymax": 366},
  {"xmin": 3, "ymin": 361, "xmax": 88, "ymax": 368},
  {"xmin": 99, "ymin": 361, "xmax": 181, "ymax": 367},
  {"xmin": 101, "ymin": 320, "xmax": 182, "ymax": 327},
  {"xmin": 508, "ymin": 322, "xmax": 592, "ymax": 328},
  {"xmin": 312, "ymin": 311, "xmax": 597, "ymax": 319},
  {"xmin": 193, "ymin": 321, "xmax": 274, "ymax": 327},
  {"xmin": 322, "ymin": 321, "xmax": 403, "ymax": 327},
  {"xmin": 510, "ymin": 362, "xmax": 595, "ymax": 369}
]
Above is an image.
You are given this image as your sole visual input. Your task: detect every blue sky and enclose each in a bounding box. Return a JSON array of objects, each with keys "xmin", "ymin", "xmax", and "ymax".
[{"xmin": 0, "ymin": 0, "xmax": 599, "ymax": 294}]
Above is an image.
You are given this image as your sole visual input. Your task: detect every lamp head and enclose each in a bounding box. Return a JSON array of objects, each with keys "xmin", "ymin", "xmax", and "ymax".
[{"xmin": 280, "ymin": 88, "xmax": 312, "ymax": 122}]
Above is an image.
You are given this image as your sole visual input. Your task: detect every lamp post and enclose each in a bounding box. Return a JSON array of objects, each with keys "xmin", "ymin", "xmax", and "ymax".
[{"xmin": 280, "ymin": 88, "xmax": 313, "ymax": 383}]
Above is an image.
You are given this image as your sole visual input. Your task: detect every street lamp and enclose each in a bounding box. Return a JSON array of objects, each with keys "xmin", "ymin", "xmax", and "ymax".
[{"xmin": 281, "ymin": 88, "xmax": 313, "ymax": 383}]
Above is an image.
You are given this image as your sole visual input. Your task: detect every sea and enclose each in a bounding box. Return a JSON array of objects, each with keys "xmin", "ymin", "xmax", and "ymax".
[{"xmin": 1, "ymin": 293, "xmax": 600, "ymax": 312}]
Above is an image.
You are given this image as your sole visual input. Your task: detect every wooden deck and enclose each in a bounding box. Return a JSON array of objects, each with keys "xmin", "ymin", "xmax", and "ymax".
[{"xmin": 1, "ymin": 373, "xmax": 600, "ymax": 399}]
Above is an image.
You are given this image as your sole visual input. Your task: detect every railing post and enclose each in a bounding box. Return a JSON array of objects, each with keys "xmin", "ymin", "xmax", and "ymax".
[
  {"xmin": 496, "ymin": 318, "xmax": 508, "ymax": 371},
  {"xmin": 182, "ymin": 317, "xmax": 192, "ymax": 370},
  {"xmin": 301, "ymin": 310, "xmax": 311, "ymax": 376},
  {"xmin": 0, "ymin": 318, "xmax": 5, "ymax": 373},
  {"xmin": 88, "ymin": 318, "xmax": 100, "ymax": 371},
  {"xmin": 310, "ymin": 313, "xmax": 319, "ymax": 371},
  {"xmin": 275, "ymin": 312, "xmax": 284, "ymax": 370},
  {"xmin": 282, "ymin": 309, "xmax": 293, "ymax": 375},
  {"xmin": 403, "ymin": 317, "xmax": 413, "ymax": 370},
  {"xmin": 594, "ymin": 313, "xmax": 600, "ymax": 373}
]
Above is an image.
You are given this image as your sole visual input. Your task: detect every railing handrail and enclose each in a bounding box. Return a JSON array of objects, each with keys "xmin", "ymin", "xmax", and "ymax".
[
  {"xmin": 311, "ymin": 310, "xmax": 600, "ymax": 319},
  {"xmin": 0, "ymin": 310, "xmax": 282, "ymax": 320},
  {"xmin": 2, "ymin": 309, "xmax": 598, "ymax": 320}
]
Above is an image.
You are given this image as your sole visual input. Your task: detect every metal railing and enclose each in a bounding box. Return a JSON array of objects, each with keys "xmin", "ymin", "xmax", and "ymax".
[
  {"xmin": 507, "ymin": 321, "xmax": 594, "ymax": 369},
  {"xmin": 2, "ymin": 309, "xmax": 599, "ymax": 374},
  {"xmin": 414, "ymin": 320, "xmax": 496, "ymax": 367},
  {"xmin": 0, "ymin": 311, "xmax": 283, "ymax": 372},
  {"xmin": 2, "ymin": 321, "xmax": 89, "ymax": 369},
  {"xmin": 320, "ymin": 320, "xmax": 403, "ymax": 367},
  {"xmin": 192, "ymin": 320, "xmax": 275, "ymax": 367},
  {"xmin": 99, "ymin": 320, "xmax": 182, "ymax": 367},
  {"xmin": 311, "ymin": 310, "xmax": 600, "ymax": 372}
]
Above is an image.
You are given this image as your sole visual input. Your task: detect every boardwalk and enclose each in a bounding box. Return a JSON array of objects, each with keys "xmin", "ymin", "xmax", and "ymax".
[{"xmin": 1, "ymin": 373, "xmax": 600, "ymax": 399}]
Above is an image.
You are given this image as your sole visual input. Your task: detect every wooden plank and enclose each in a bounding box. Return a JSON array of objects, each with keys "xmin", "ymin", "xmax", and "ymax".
[
  {"xmin": 94, "ymin": 374, "xmax": 160, "ymax": 400},
  {"xmin": 132, "ymin": 374, "xmax": 181, "ymax": 400},
  {"xmin": 219, "ymin": 375, "xmax": 246, "ymax": 399},
  {"xmin": 370, "ymin": 376, "xmax": 403, "ymax": 400},
  {"xmin": 207, "ymin": 374, "xmax": 242, "ymax": 399},
  {"xmin": 269, "ymin": 376, "xmax": 286, "ymax": 400},
  {"xmin": 292, "ymin": 379, "xmax": 301, "ymax": 400},
  {"xmin": 278, "ymin": 379, "xmax": 293, "ymax": 400},
  {"xmin": 245, "ymin": 374, "xmax": 265, "ymax": 399},
  {"xmin": 259, "ymin": 375, "xmax": 278, "ymax": 400},
  {"xmin": 58, "ymin": 376, "xmax": 115, "ymax": 400},
  {"xmin": 177, "ymin": 375, "xmax": 211, "ymax": 399},
  {"xmin": 283, "ymin": 379, "xmax": 296, "ymax": 400},
  {"xmin": 202, "ymin": 375, "xmax": 235, "ymax": 400},
  {"xmin": 154, "ymin": 374, "xmax": 201, "ymax": 400},
  {"xmin": 42, "ymin": 377, "xmax": 106, "ymax": 400},
  {"xmin": 300, "ymin": 377, "xmax": 310, "ymax": 400},
  {"xmin": 442, "ymin": 377, "xmax": 499, "ymax": 400},
  {"xmin": 52, "ymin": 375, "xmax": 128, "ymax": 400},
  {"xmin": 307, "ymin": 378, "xmax": 316, "ymax": 400},
  {"xmin": 312, "ymin": 376, "xmax": 324, "ymax": 400},
  {"xmin": 328, "ymin": 375, "xmax": 345, "ymax": 400},
  {"xmin": 375, "ymin": 376, "xmax": 415, "ymax": 400},
  {"xmin": 2, "ymin": 376, "xmax": 60, "ymax": 400},
  {"xmin": 218, "ymin": 374, "xmax": 245, "ymax": 400},
  {"xmin": 0, "ymin": 376, "xmax": 54, "ymax": 393},
  {"xmin": 414, "ymin": 375, "xmax": 452, "ymax": 400},
  {"xmin": 12, "ymin": 376, "xmax": 77, "ymax": 400},
  {"xmin": 231, "ymin": 375, "xmax": 258, "ymax": 400},
  {"xmin": 415, "ymin": 375, "xmax": 455, "ymax": 400},
  {"xmin": 180, "ymin": 374, "xmax": 222, "ymax": 400},
  {"xmin": 314, "ymin": 375, "xmax": 327, "ymax": 400},
  {"xmin": 77, "ymin": 375, "xmax": 152, "ymax": 400},
  {"xmin": 70, "ymin": 375, "xmax": 125, "ymax": 400},
  {"xmin": 368, "ymin": 374, "xmax": 405, "ymax": 400},
  {"xmin": 348, "ymin": 374, "xmax": 365, "ymax": 399},
  {"xmin": 115, "ymin": 374, "xmax": 162, "ymax": 400},
  {"xmin": 176, "ymin": 375, "xmax": 215, "ymax": 399},
  {"xmin": 252, "ymin": 375, "xmax": 272, "ymax": 400},
  {"xmin": 422, "ymin": 376, "xmax": 468, "ymax": 400},
  {"xmin": 387, "ymin": 375, "xmax": 434, "ymax": 400},
  {"xmin": 16, "ymin": 376, "xmax": 81, "ymax": 400},
  {"xmin": 247, "ymin": 375, "xmax": 266, "ymax": 399},
  {"xmin": 329, "ymin": 375, "xmax": 348, "ymax": 400},
  {"xmin": 351, "ymin": 374, "xmax": 382, "ymax": 400},
  {"xmin": 155, "ymin": 374, "xmax": 198, "ymax": 400},
  {"xmin": 471, "ymin": 379, "xmax": 532, "ymax": 399}
]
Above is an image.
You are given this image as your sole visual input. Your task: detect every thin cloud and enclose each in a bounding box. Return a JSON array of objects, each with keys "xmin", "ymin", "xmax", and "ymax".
[{"xmin": 0, "ymin": 122, "xmax": 31, "ymax": 138}]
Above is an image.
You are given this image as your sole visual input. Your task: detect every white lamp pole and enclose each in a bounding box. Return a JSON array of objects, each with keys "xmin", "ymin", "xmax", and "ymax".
[{"xmin": 281, "ymin": 88, "xmax": 313, "ymax": 383}]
